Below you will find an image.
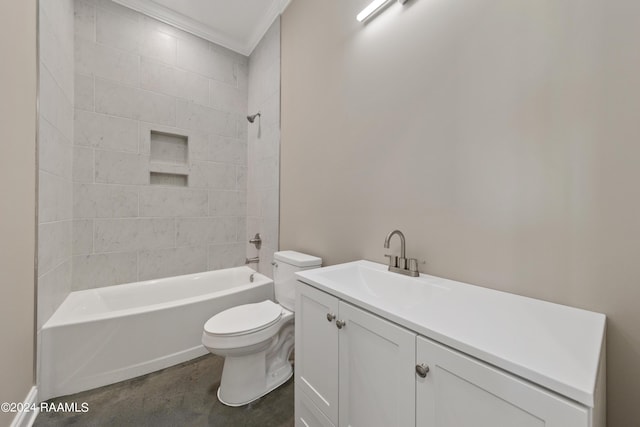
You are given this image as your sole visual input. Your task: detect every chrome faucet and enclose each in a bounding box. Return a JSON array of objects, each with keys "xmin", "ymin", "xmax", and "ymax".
[{"xmin": 383, "ymin": 229, "xmax": 419, "ymax": 277}]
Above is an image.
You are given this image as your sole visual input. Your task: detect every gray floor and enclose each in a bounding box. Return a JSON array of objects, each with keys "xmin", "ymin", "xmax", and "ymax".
[{"xmin": 34, "ymin": 354, "xmax": 294, "ymax": 427}]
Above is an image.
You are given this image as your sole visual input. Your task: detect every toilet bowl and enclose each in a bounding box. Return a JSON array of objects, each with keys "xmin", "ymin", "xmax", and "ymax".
[{"xmin": 202, "ymin": 251, "xmax": 322, "ymax": 406}]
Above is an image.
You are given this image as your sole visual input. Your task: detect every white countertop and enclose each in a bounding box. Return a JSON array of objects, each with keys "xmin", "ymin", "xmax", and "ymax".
[{"xmin": 295, "ymin": 260, "xmax": 606, "ymax": 407}]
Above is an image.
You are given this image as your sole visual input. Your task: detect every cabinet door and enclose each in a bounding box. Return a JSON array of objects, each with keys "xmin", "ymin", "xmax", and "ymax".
[
  {"xmin": 296, "ymin": 283, "xmax": 340, "ymax": 425},
  {"xmin": 338, "ymin": 302, "xmax": 416, "ymax": 427},
  {"xmin": 416, "ymin": 336, "xmax": 589, "ymax": 427}
]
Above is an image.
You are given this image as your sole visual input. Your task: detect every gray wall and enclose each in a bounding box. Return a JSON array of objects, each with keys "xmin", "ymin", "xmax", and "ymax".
[
  {"xmin": 0, "ymin": 0, "xmax": 36, "ymax": 424},
  {"xmin": 38, "ymin": 0, "xmax": 74, "ymax": 329},
  {"xmin": 247, "ymin": 19, "xmax": 281, "ymax": 276},
  {"xmin": 281, "ymin": 0, "xmax": 640, "ymax": 425},
  {"xmin": 72, "ymin": 0, "xmax": 249, "ymax": 289}
]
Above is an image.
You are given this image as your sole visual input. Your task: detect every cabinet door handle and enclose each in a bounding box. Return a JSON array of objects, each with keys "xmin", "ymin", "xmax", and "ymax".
[
  {"xmin": 336, "ymin": 320, "xmax": 346, "ymax": 329},
  {"xmin": 416, "ymin": 364, "xmax": 430, "ymax": 378},
  {"xmin": 326, "ymin": 313, "xmax": 336, "ymax": 322}
]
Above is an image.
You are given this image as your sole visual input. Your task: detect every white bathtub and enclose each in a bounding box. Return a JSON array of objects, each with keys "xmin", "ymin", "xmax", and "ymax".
[{"xmin": 38, "ymin": 267, "xmax": 274, "ymax": 400}]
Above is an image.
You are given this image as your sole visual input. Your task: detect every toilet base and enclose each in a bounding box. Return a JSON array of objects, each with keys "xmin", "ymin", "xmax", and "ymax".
[
  {"xmin": 217, "ymin": 366, "xmax": 293, "ymax": 407},
  {"xmin": 215, "ymin": 323, "xmax": 295, "ymax": 406}
]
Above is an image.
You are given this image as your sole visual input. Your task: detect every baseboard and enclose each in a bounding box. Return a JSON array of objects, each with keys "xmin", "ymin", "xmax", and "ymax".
[{"xmin": 9, "ymin": 386, "xmax": 39, "ymax": 427}]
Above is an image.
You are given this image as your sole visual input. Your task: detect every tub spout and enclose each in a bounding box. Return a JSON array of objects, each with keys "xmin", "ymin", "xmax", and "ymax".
[{"xmin": 246, "ymin": 257, "xmax": 259, "ymax": 265}]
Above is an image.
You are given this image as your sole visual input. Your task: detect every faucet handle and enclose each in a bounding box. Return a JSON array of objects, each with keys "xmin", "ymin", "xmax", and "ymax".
[
  {"xmin": 384, "ymin": 254, "xmax": 398, "ymax": 268},
  {"xmin": 407, "ymin": 258, "xmax": 419, "ymax": 273}
]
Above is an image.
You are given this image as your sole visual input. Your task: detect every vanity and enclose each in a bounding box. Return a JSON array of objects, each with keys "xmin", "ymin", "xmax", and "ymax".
[{"xmin": 294, "ymin": 260, "xmax": 606, "ymax": 427}]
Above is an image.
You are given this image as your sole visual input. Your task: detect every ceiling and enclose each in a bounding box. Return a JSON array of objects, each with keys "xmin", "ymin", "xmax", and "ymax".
[{"xmin": 113, "ymin": 0, "xmax": 291, "ymax": 56}]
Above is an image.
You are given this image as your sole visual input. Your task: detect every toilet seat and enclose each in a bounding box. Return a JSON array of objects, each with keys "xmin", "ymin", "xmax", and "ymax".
[{"xmin": 204, "ymin": 300, "xmax": 282, "ymax": 337}]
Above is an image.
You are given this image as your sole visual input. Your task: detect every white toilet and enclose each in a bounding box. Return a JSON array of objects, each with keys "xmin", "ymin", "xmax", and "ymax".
[{"xmin": 202, "ymin": 250, "xmax": 322, "ymax": 406}]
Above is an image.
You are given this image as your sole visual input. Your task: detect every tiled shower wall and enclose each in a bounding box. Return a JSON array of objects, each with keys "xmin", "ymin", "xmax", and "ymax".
[
  {"xmin": 72, "ymin": 0, "xmax": 249, "ymax": 290},
  {"xmin": 247, "ymin": 19, "xmax": 281, "ymax": 277},
  {"xmin": 38, "ymin": 0, "xmax": 74, "ymax": 328}
]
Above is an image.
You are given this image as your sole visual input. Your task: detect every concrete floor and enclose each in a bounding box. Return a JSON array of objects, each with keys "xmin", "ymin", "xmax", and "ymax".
[{"xmin": 34, "ymin": 354, "xmax": 294, "ymax": 427}]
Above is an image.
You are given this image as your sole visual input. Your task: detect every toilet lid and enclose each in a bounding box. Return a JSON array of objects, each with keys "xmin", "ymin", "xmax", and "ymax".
[{"xmin": 204, "ymin": 300, "xmax": 283, "ymax": 336}]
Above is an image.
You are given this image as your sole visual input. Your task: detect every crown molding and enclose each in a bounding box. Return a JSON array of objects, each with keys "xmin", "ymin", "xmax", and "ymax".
[
  {"xmin": 112, "ymin": 0, "xmax": 292, "ymax": 56},
  {"xmin": 246, "ymin": 0, "xmax": 291, "ymax": 55}
]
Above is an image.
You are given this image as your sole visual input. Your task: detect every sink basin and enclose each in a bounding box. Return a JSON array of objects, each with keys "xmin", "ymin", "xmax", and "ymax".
[{"xmin": 296, "ymin": 260, "xmax": 450, "ymax": 311}]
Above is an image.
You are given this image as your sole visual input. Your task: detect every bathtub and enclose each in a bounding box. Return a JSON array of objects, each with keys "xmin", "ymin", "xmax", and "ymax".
[{"xmin": 39, "ymin": 267, "xmax": 274, "ymax": 400}]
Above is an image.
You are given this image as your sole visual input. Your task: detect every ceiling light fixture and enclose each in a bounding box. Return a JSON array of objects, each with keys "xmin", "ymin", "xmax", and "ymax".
[{"xmin": 356, "ymin": 0, "xmax": 408, "ymax": 23}]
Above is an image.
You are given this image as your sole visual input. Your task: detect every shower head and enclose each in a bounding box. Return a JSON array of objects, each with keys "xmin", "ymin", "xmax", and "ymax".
[{"xmin": 247, "ymin": 112, "xmax": 261, "ymax": 123}]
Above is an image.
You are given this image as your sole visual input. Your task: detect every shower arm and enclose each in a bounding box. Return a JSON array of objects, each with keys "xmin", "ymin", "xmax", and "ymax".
[{"xmin": 247, "ymin": 112, "xmax": 261, "ymax": 123}]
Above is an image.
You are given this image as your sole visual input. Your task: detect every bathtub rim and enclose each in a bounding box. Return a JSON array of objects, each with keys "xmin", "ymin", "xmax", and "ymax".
[{"xmin": 43, "ymin": 267, "xmax": 274, "ymax": 329}]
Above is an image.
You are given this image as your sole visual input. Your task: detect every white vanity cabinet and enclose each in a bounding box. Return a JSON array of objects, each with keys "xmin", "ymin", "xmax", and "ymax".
[
  {"xmin": 295, "ymin": 283, "xmax": 417, "ymax": 427},
  {"xmin": 294, "ymin": 261, "xmax": 605, "ymax": 427},
  {"xmin": 415, "ymin": 336, "xmax": 588, "ymax": 427}
]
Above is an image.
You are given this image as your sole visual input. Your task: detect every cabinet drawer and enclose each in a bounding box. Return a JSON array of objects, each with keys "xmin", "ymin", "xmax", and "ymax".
[
  {"xmin": 296, "ymin": 389, "xmax": 335, "ymax": 427},
  {"xmin": 416, "ymin": 336, "xmax": 589, "ymax": 427}
]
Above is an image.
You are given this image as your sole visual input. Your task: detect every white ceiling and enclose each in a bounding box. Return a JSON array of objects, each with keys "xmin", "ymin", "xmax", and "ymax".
[{"xmin": 113, "ymin": 0, "xmax": 291, "ymax": 56}]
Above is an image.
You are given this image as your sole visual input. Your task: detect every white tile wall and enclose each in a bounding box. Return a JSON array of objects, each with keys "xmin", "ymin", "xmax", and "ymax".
[
  {"xmin": 236, "ymin": 63, "xmax": 248, "ymax": 91},
  {"xmin": 37, "ymin": 260, "xmax": 72, "ymax": 329},
  {"xmin": 189, "ymin": 161, "xmax": 237, "ymax": 189},
  {"xmin": 74, "ymin": 73, "xmax": 94, "ymax": 111},
  {"xmin": 209, "ymin": 135, "xmax": 247, "ymax": 165},
  {"xmin": 176, "ymin": 217, "xmax": 238, "ymax": 246},
  {"xmin": 63, "ymin": 2, "xmax": 282, "ymax": 292},
  {"xmin": 177, "ymin": 40, "xmax": 237, "ymax": 85},
  {"xmin": 74, "ymin": 110, "xmax": 139, "ymax": 152},
  {"xmin": 138, "ymin": 187, "xmax": 209, "ymax": 217},
  {"xmin": 94, "ymin": 218, "xmax": 174, "ymax": 252},
  {"xmin": 175, "ymin": 99, "xmax": 236, "ymax": 136},
  {"xmin": 75, "ymin": 37, "xmax": 139, "ymax": 86},
  {"xmin": 237, "ymin": 217, "xmax": 247, "ymax": 244},
  {"xmin": 96, "ymin": 6, "xmax": 140, "ymax": 54},
  {"xmin": 74, "ymin": 0, "xmax": 95, "ymax": 41},
  {"xmin": 246, "ymin": 19, "xmax": 281, "ymax": 277},
  {"xmin": 40, "ymin": 15, "xmax": 74, "ymax": 99},
  {"xmin": 138, "ymin": 246, "xmax": 208, "ymax": 281},
  {"xmin": 236, "ymin": 165, "xmax": 248, "ymax": 190},
  {"xmin": 72, "ymin": 219, "xmax": 93, "ymax": 255},
  {"xmin": 209, "ymin": 190, "xmax": 246, "ymax": 217},
  {"xmin": 73, "ymin": 183, "xmax": 138, "ymax": 218},
  {"xmin": 94, "ymin": 151, "xmax": 149, "ymax": 185},
  {"xmin": 210, "ymin": 80, "xmax": 247, "ymax": 114},
  {"xmin": 73, "ymin": 146, "xmax": 94, "ymax": 183},
  {"xmin": 139, "ymin": 27, "xmax": 177, "ymax": 65},
  {"xmin": 72, "ymin": 251, "xmax": 138, "ymax": 290},
  {"xmin": 38, "ymin": 0, "xmax": 75, "ymax": 328},
  {"xmin": 38, "ymin": 221, "xmax": 72, "ymax": 274},
  {"xmin": 95, "ymin": 78, "xmax": 176, "ymax": 126},
  {"xmin": 40, "ymin": 66, "xmax": 74, "ymax": 142},
  {"xmin": 39, "ymin": 119, "xmax": 73, "ymax": 180},
  {"xmin": 39, "ymin": 170, "xmax": 73, "ymax": 225},
  {"xmin": 140, "ymin": 58, "xmax": 209, "ymax": 105},
  {"xmin": 208, "ymin": 243, "xmax": 246, "ymax": 271}
]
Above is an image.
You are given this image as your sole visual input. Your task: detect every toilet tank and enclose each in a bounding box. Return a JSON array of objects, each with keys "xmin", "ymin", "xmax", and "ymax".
[{"xmin": 273, "ymin": 251, "xmax": 322, "ymax": 311}]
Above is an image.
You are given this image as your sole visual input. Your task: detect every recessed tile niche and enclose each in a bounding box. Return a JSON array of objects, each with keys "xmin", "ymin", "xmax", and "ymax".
[
  {"xmin": 149, "ymin": 172, "xmax": 188, "ymax": 187},
  {"xmin": 150, "ymin": 131, "xmax": 188, "ymax": 164},
  {"xmin": 149, "ymin": 131, "xmax": 189, "ymax": 186}
]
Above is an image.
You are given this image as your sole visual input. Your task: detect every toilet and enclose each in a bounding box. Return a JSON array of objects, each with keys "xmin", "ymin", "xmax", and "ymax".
[{"xmin": 202, "ymin": 250, "xmax": 322, "ymax": 406}]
